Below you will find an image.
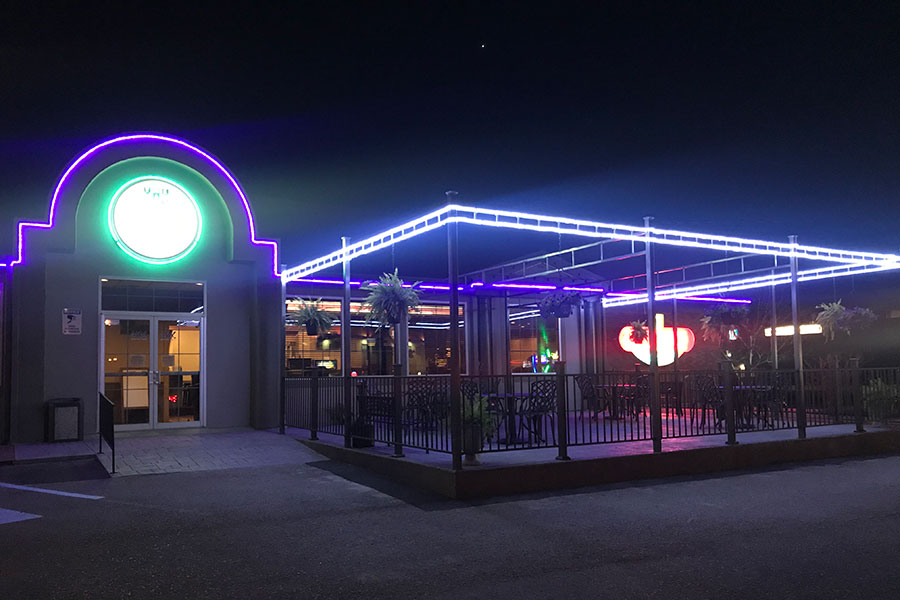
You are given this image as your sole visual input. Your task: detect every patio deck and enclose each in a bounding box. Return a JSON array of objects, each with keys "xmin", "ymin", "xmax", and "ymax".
[{"xmin": 291, "ymin": 423, "xmax": 900, "ymax": 498}]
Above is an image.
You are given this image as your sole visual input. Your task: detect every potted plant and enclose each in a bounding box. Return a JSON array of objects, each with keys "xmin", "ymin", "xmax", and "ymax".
[
  {"xmin": 363, "ymin": 269, "xmax": 421, "ymax": 326},
  {"xmin": 461, "ymin": 397, "xmax": 497, "ymax": 464},
  {"xmin": 538, "ymin": 291, "xmax": 582, "ymax": 319},
  {"xmin": 862, "ymin": 378, "xmax": 900, "ymax": 426},
  {"xmin": 292, "ymin": 298, "xmax": 336, "ymax": 337}
]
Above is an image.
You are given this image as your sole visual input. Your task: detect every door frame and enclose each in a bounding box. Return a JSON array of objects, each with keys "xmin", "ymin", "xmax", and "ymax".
[{"xmin": 99, "ymin": 311, "xmax": 207, "ymax": 431}]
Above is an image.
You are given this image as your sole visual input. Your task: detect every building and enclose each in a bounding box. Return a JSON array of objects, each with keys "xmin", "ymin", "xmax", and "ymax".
[
  {"xmin": 3, "ymin": 133, "xmax": 900, "ymax": 445},
  {"xmin": 0, "ymin": 135, "xmax": 283, "ymax": 443}
]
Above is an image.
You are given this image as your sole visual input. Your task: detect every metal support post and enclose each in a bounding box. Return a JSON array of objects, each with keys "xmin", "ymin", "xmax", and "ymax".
[
  {"xmin": 644, "ymin": 216, "xmax": 662, "ymax": 453},
  {"xmin": 342, "ymin": 236, "xmax": 353, "ymax": 448},
  {"xmin": 555, "ymin": 361, "xmax": 570, "ymax": 460},
  {"xmin": 789, "ymin": 234, "xmax": 807, "ymax": 439},
  {"xmin": 279, "ymin": 276, "xmax": 286, "ymax": 435},
  {"xmin": 770, "ymin": 282, "xmax": 779, "ymax": 369},
  {"xmin": 723, "ymin": 368, "xmax": 738, "ymax": 445},
  {"xmin": 447, "ymin": 195, "xmax": 463, "ymax": 470}
]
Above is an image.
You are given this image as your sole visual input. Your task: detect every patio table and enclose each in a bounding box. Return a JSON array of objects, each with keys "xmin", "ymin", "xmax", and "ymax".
[{"xmin": 485, "ymin": 393, "xmax": 529, "ymax": 444}]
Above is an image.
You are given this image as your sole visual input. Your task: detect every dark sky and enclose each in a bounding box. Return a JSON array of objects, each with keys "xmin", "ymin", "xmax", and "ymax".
[{"xmin": 2, "ymin": 1, "xmax": 900, "ymax": 265}]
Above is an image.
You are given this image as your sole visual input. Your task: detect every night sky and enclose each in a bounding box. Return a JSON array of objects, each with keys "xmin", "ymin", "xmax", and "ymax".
[{"xmin": 2, "ymin": 2, "xmax": 900, "ymax": 265}]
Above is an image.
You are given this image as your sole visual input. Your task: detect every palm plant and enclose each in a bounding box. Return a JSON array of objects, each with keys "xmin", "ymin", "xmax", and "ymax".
[
  {"xmin": 815, "ymin": 300, "xmax": 877, "ymax": 342},
  {"xmin": 363, "ymin": 269, "xmax": 421, "ymax": 326},
  {"xmin": 815, "ymin": 301, "xmax": 846, "ymax": 342},
  {"xmin": 629, "ymin": 320, "xmax": 648, "ymax": 343}
]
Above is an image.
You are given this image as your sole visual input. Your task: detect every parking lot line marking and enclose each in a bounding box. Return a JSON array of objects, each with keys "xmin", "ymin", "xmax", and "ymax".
[
  {"xmin": 0, "ymin": 507, "xmax": 42, "ymax": 525},
  {"xmin": 0, "ymin": 482, "xmax": 103, "ymax": 500}
]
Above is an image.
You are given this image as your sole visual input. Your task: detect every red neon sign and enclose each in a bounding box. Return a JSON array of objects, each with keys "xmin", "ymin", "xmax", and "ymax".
[{"xmin": 618, "ymin": 314, "xmax": 695, "ymax": 366}]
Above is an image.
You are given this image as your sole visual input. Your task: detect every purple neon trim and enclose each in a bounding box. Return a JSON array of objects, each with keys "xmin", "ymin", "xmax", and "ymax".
[
  {"xmin": 284, "ymin": 277, "xmax": 753, "ymax": 303},
  {"xmin": 680, "ymin": 295, "xmax": 752, "ymax": 304},
  {"xmin": 605, "ymin": 291, "xmax": 752, "ymax": 304},
  {"xmin": 492, "ymin": 283, "xmax": 558, "ymax": 290},
  {"xmin": 7, "ymin": 134, "xmax": 280, "ymax": 275},
  {"xmin": 290, "ymin": 277, "xmax": 363, "ymax": 286}
]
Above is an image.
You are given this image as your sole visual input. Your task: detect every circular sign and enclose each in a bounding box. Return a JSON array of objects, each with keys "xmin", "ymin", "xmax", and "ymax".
[{"xmin": 108, "ymin": 176, "xmax": 202, "ymax": 264}]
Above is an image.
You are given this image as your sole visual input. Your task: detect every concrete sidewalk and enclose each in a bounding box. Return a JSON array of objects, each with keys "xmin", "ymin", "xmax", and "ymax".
[{"xmin": 2, "ymin": 428, "xmax": 321, "ymax": 477}]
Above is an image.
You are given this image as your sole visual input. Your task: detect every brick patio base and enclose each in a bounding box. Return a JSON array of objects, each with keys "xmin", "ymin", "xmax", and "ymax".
[{"xmin": 300, "ymin": 428, "xmax": 900, "ymax": 499}]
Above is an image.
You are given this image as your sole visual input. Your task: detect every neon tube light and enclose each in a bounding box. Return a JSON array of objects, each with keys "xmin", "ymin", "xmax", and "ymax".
[
  {"xmin": 287, "ymin": 277, "xmax": 752, "ymax": 303},
  {"xmin": 3, "ymin": 134, "xmax": 280, "ymax": 275},
  {"xmin": 492, "ymin": 283, "xmax": 558, "ymax": 290},
  {"xmin": 605, "ymin": 292, "xmax": 752, "ymax": 304},
  {"xmin": 602, "ymin": 261, "xmax": 900, "ymax": 308}
]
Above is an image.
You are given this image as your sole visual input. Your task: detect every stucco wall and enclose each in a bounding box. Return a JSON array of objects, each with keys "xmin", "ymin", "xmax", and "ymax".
[{"xmin": 9, "ymin": 147, "xmax": 281, "ymax": 443}]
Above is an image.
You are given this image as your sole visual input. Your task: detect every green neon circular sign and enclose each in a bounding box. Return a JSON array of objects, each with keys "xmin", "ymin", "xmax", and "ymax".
[{"xmin": 108, "ymin": 176, "xmax": 202, "ymax": 264}]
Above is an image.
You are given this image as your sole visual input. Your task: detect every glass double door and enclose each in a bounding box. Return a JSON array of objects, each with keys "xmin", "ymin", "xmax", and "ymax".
[{"xmin": 102, "ymin": 313, "xmax": 203, "ymax": 429}]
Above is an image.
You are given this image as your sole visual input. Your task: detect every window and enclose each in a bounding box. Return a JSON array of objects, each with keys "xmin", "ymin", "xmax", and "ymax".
[
  {"xmin": 508, "ymin": 305, "xmax": 559, "ymax": 373},
  {"xmin": 101, "ymin": 279, "xmax": 204, "ymax": 313},
  {"xmin": 285, "ymin": 298, "xmax": 465, "ymax": 375}
]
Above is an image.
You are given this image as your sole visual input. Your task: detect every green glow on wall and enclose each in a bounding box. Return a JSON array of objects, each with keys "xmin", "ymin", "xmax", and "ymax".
[{"xmin": 107, "ymin": 175, "xmax": 203, "ymax": 265}]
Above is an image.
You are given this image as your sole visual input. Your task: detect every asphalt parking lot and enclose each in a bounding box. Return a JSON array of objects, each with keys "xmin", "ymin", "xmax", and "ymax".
[{"xmin": 2, "ymin": 442, "xmax": 899, "ymax": 599}]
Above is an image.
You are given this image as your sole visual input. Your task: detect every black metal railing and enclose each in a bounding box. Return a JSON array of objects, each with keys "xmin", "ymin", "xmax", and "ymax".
[
  {"xmin": 283, "ymin": 366, "xmax": 900, "ymax": 462},
  {"xmin": 98, "ymin": 392, "xmax": 115, "ymax": 474}
]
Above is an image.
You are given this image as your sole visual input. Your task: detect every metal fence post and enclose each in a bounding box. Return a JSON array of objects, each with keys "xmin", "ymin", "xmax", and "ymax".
[
  {"xmin": 556, "ymin": 362, "xmax": 570, "ymax": 460},
  {"xmin": 833, "ymin": 362, "xmax": 842, "ymax": 424},
  {"xmin": 392, "ymin": 363, "xmax": 404, "ymax": 457},
  {"xmin": 310, "ymin": 370, "xmax": 319, "ymax": 441},
  {"xmin": 852, "ymin": 360, "xmax": 865, "ymax": 433},
  {"xmin": 795, "ymin": 369, "xmax": 807, "ymax": 439},
  {"xmin": 723, "ymin": 369, "xmax": 738, "ymax": 446}
]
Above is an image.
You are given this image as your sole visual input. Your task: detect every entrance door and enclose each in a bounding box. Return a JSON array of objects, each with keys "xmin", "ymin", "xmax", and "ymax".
[{"xmin": 102, "ymin": 313, "xmax": 203, "ymax": 430}]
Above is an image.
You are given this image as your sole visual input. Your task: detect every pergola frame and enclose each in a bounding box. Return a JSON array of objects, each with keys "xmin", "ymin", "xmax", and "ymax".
[{"xmin": 281, "ymin": 202, "xmax": 900, "ymax": 460}]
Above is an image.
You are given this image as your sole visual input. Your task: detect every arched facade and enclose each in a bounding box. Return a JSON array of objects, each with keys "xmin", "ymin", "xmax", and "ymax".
[{"xmin": 3, "ymin": 135, "xmax": 283, "ymax": 443}]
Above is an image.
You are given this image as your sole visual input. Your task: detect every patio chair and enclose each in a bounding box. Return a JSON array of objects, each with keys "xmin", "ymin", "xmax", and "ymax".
[
  {"xmin": 692, "ymin": 374, "xmax": 725, "ymax": 432},
  {"xmin": 755, "ymin": 372, "xmax": 792, "ymax": 429},
  {"xmin": 574, "ymin": 374, "xmax": 607, "ymax": 420},
  {"xmin": 517, "ymin": 379, "xmax": 558, "ymax": 444},
  {"xmin": 406, "ymin": 378, "xmax": 446, "ymax": 429},
  {"xmin": 619, "ymin": 374, "xmax": 649, "ymax": 420}
]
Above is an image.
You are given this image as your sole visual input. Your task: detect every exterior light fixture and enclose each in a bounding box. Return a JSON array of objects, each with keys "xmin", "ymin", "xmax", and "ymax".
[
  {"xmin": 764, "ymin": 324, "xmax": 823, "ymax": 337},
  {"xmin": 107, "ymin": 176, "xmax": 202, "ymax": 264}
]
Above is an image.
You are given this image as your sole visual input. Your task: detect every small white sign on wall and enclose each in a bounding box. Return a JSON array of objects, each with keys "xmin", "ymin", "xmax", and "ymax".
[{"xmin": 62, "ymin": 308, "xmax": 82, "ymax": 335}]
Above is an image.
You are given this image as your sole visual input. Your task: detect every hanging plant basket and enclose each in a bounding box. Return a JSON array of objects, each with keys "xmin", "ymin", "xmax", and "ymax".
[
  {"xmin": 291, "ymin": 298, "xmax": 336, "ymax": 339},
  {"xmin": 363, "ymin": 269, "xmax": 421, "ymax": 326},
  {"xmin": 538, "ymin": 291, "xmax": 582, "ymax": 319}
]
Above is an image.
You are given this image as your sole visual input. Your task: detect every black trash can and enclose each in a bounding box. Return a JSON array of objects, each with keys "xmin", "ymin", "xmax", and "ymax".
[{"xmin": 47, "ymin": 397, "xmax": 83, "ymax": 442}]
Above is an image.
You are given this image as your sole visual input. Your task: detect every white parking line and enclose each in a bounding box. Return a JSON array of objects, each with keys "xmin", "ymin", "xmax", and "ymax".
[
  {"xmin": 0, "ymin": 482, "xmax": 103, "ymax": 500},
  {"xmin": 0, "ymin": 507, "xmax": 41, "ymax": 525}
]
